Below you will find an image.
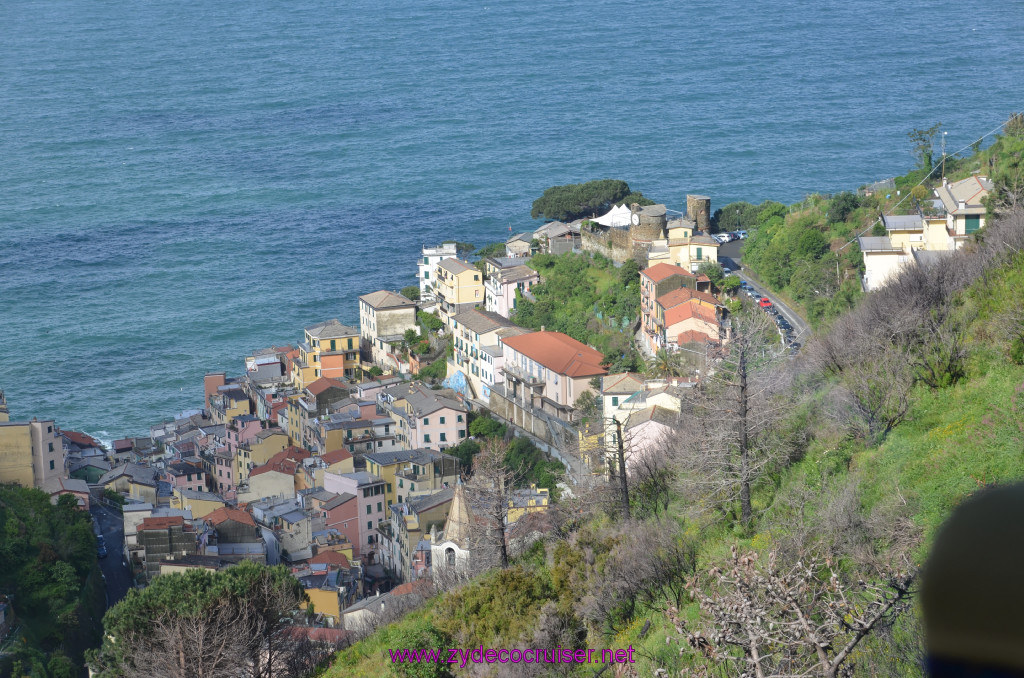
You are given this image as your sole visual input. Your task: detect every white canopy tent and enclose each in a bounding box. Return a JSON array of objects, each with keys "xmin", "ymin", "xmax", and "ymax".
[{"xmin": 592, "ymin": 204, "xmax": 631, "ymax": 227}]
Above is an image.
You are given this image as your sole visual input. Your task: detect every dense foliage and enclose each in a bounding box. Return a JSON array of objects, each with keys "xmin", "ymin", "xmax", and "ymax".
[
  {"xmin": 0, "ymin": 487, "xmax": 102, "ymax": 678},
  {"xmin": 447, "ymin": 414, "xmax": 564, "ymax": 493},
  {"xmin": 512, "ymin": 252, "xmax": 643, "ymax": 372},
  {"xmin": 530, "ymin": 179, "xmax": 654, "ymax": 222}
]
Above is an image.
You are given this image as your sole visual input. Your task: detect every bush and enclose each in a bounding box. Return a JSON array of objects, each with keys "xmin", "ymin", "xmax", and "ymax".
[
  {"xmin": 417, "ymin": 311, "xmax": 444, "ymax": 332},
  {"xmin": 400, "ymin": 285, "xmax": 420, "ymax": 301}
]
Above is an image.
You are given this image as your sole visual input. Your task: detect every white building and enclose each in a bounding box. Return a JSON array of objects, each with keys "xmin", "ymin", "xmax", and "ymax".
[{"xmin": 418, "ymin": 243, "xmax": 458, "ymax": 304}]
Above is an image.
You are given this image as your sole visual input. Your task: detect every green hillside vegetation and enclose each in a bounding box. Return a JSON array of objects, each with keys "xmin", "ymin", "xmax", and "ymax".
[
  {"xmin": 0, "ymin": 486, "xmax": 104, "ymax": 678},
  {"xmin": 325, "ymin": 197, "xmax": 1024, "ymax": 677},
  {"xmin": 512, "ymin": 252, "xmax": 643, "ymax": 372}
]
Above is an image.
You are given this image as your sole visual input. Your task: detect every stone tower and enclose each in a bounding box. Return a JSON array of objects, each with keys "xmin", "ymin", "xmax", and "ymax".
[{"xmin": 687, "ymin": 195, "xmax": 712, "ymax": 232}]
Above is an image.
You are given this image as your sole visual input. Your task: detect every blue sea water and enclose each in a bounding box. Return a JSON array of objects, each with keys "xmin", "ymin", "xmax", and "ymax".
[{"xmin": 1, "ymin": 0, "xmax": 1023, "ymax": 439}]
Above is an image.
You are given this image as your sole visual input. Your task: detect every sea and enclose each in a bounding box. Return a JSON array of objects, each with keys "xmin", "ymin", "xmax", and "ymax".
[{"xmin": 2, "ymin": 0, "xmax": 1023, "ymax": 441}]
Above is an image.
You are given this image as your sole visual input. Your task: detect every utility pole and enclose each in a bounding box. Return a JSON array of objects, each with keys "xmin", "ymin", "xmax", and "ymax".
[
  {"xmin": 941, "ymin": 131, "xmax": 948, "ymax": 180},
  {"xmin": 613, "ymin": 417, "xmax": 630, "ymax": 518}
]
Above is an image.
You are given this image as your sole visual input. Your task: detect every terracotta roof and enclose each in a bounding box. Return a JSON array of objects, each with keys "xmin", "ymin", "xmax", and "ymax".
[
  {"xmin": 139, "ymin": 516, "xmax": 185, "ymax": 531},
  {"xmin": 664, "ymin": 301, "xmax": 720, "ymax": 327},
  {"xmin": 391, "ymin": 579, "xmax": 432, "ymax": 597},
  {"xmin": 321, "ymin": 448, "xmax": 353, "ymax": 465},
  {"xmin": 656, "ymin": 286, "xmax": 721, "ymax": 310},
  {"xmin": 251, "ymin": 446, "xmax": 311, "ymax": 478},
  {"xmin": 310, "ymin": 550, "xmax": 350, "ymax": 568},
  {"xmin": 360, "ymin": 290, "xmax": 416, "ymax": 310},
  {"xmin": 206, "ymin": 507, "xmax": 255, "ymax": 527},
  {"xmin": 676, "ymin": 329, "xmax": 721, "ymax": 345},
  {"xmin": 307, "ymin": 377, "xmax": 348, "ymax": 396},
  {"xmin": 500, "ymin": 331, "xmax": 607, "ymax": 378},
  {"xmin": 641, "ymin": 263, "xmax": 695, "ymax": 283},
  {"xmin": 62, "ymin": 430, "xmax": 103, "ymax": 448}
]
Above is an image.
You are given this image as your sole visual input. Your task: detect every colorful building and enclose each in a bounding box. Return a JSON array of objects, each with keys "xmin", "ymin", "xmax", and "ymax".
[{"xmin": 434, "ymin": 258, "xmax": 484, "ymax": 321}]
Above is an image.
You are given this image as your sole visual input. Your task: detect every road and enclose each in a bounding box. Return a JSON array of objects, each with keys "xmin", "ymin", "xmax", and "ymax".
[
  {"xmin": 718, "ymin": 239, "xmax": 811, "ymax": 342},
  {"xmin": 90, "ymin": 501, "xmax": 133, "ymax": 607}
]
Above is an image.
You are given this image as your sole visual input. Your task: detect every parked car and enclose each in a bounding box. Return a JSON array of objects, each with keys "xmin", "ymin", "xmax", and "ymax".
[
  {"xmin": 721, "ymin": 266, "xmax": 732, "ymax": 275},
  {"xmin": 97, "ymin": 543, "xmax": 108, "ymax": 559},
  {"xmin": 759, "ymin": 297, "xmax": 773, "ymax": 308},
  {"xmin": 737, "ymin": 230, "xmax": 748, "ymax": 239}
]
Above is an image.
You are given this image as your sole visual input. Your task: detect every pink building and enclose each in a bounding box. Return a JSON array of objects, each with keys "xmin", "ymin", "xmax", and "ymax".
[
  {"xmin": 165, "ymin": 461, "xmax": 207, "ymax": 493},
  {"xmin": 227, "ymin": 414, "xmax": 264, "ymax": 454},
  {"xmin": 320, "ymin": 492, "xmax": 360, "ymax": 555},
  {"xmin": 324, "ymin": 471, "xmax": 387, "ymax": 561},
  {"xmin": 484, "ymin": 264, "xmax": 539, "ymax": 318}
]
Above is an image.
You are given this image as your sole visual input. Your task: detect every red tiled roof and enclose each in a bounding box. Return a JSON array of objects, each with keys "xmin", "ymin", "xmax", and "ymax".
[
  {"xmin": 655, "ymin": 286, "xmax": 721, "ymax": 310},
  {"xmin": 641, "ymin": 263, "xmax": 696, "ymax": 283},
  {"xmin": 321, "ymin": 448, "xmax": 352, "ymax": 465},
  {"xmin": 205, "ymin": 507, "xmax": 255, "ymax": 528},
  {"xmin": 676, "ymin": 329, "xmax": 721, "ymax": 345},
  {"xmin": 391, "ymin": 579, "xmax": 431, "ymax": 597},
  {"xmin": 307, "ymin": 377, "xmax": 348, "ymax": 396},
  {"xmin": 250, "ymin": 446, "xmax": 311, "ymax": 478},
  {"xmin": 664, "ymin": 302, "xmax": 719, "ymax": 327},
  {"xmin": 139, "ymin": 516, "xmax": 185, "ymax": 531},
  {"xmin": 500, "ymin": 331, "xmax": 607, "ymax": 378},
  {"xmin": 310, "ymin": 550, "xmax": 350, "ymax": 568},
  {"xmin": 62, "ymin": 430, "xmax": 102, "ymax": 448},
  {"xmin": 113, "ymin": 438, "xmax": 133, "ymax": 451}
]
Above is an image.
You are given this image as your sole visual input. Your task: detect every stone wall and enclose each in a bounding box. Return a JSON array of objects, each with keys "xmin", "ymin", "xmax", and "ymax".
[
  {"xmin": 687, "ymin": 195, "xmax": 712, "ymax": 232},
  {"xmin": 581, "ymin": 225, "xmax": 633, "ymax": 263}
]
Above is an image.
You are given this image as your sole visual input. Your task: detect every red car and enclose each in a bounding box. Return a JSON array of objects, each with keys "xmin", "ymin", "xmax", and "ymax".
[{"xmin": 759, "ymin": 297, "xmax": 773, "ymax": 308}]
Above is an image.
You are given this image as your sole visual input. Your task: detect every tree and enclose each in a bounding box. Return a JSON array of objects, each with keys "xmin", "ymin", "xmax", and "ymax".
[
  {"xmin": 464, "ymin": 440, "xmax": 528, "ymax": 570},
  {"xmin": 827, "ymin": 191, "xmax": 860, "ymax": 223},
  {"xmin": 675, "ymin": 547, "xmax": 915, "ymax": 678},
  {"xmin": 90, "ymin": 563, "xmax": 307, "ymax": 678},
  {"xmin": 400, "ymin": 285, "xmax": 421, "ymax": 301},
  {"xmin": 530, "ymin": 179, "xmax": 634, "ymax": 221},
  {"xmin": 908, "ymin": 123, "xmax": 942, "ymax": 171},
  {"xmin": 697, "ymin": 261, "xmax": 725, "ymax": 288},
  {"xmin": 673, "ymin": 307, "xmax": 793, "ymax": 527},
  {"xmin": 646, "ymin": 349, "xmax": 686, "ymax": 378}
]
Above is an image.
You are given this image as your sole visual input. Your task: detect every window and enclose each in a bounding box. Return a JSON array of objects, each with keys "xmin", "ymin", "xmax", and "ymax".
[
  {"xmin": 368, "ymin": 521, "xmax": 373, "ymax": 530},
  {"xmin": 399, "ymin": 479, "xmax": 404, "ymax": 488},
  {"xmin": 457, "ymin": 414, "xmax": 463, "ymax": 422},
  {"xmin": 439, "ymin": 416, "xmax": 446, "ymax": 424},
  {"xmin": 363, "ymin": 488, "xmax": 370, "ymax": 498},
  {"xmin": 696, "ymin": 247, "xmax": 703, "ymax": 260},
  {"xmin": 459, "ymin": 429, "xmax": 466, "ymax": 439},
  {"xmin": 424, "ymin": 434, "xmax": 431, "ymax": 443},
  {"xmin": 49, "ymin": 460, "xmax": 55, "ymax": 470},
  {"xmin": 47, "ymin": 426, "xmax": 52, "ymax": 433},
  {"xmin": 423, "ymin": 271, "xmax": 429, "ymax": 280},
  {"xmin": 387, "ymin": 483, "xmax": 392, "ymax": 493},
  {"xmin": 440, "ymin": 432, "xmax": 447, "ymax": 442},
  {"xmin": 315, "ymin": 369, "xmax": 321, "ymax": 377},
  {"xmin": 366, "ymin": 505, "xmax": 372, "ymax": 515},
  {"xmin": 330, "ymin": 339, "xmax": 336, "ymax": 351},
  {"xmin": 473, "ymin": 274, "xmax": 479, "ymax": 281},
  {"xmin": 423, "ymin": 417, "xmax": 429, "ymax": 426},
  {"xmin": 384, "ymin": 424, "xmax": 390, "ymax": 433},
  {"xmin": 611, "ymin": 396, "xmax": 619, "ymax": 406},
  {"xmin": 348, "ymin": 338, "xmax": 353, "ymax": 350},
  {"xmin": 423, "ymin": 256, "xmax": 429, "ymax": 264},
  {"xmin": 377, "ymin": 501, "xmax": 382, "ymax": 512},
  {"xmin": 410, "ymin": 483, "xmax": 415, "ymax": 491},
  {"xmin": 446, "ymin": 547, "xmax": 455, "ymax": 566},
  {"xmin": 187, "ymin": 474, "xmax": 192, "ymax": 482},
  {"xmin": 48, "ymin": 442, "xmax": 53, "ymax": 452},
  {"xmin": 965, "ymin": 215, "xmax": 982, "ymax": 234}
]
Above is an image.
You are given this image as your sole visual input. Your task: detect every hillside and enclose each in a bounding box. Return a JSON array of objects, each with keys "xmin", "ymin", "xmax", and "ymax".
[{"xmin": 323, "ymin": 199, "xmax": 1024, "ymax": 676}]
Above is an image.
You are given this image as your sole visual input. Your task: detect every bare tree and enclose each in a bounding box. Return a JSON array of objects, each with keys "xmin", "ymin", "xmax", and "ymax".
[
  {"xmin": 464, "ymin": 439, "xmax": 527, "ymax": 570},
  {"xmin": 675, "ymin": 547, "xmax": 915, "ymax": 678},
  {"xmin": 674, "ymin": 307, "xmax": 795, "ymax": 526}
]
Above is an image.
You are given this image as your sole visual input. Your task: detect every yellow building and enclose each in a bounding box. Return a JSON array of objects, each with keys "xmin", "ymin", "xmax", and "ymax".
[
  {"xmin": 236, "ymin": 428, "xmax": 289, "ymax": 484},
  {"xmin": 209, "ymin": 387, "xmax": 251, "ymax": 426},
  {"xmin": 365, "ymin": 449, "xmax": 460, "ymax": 507},
  {"xmin": 0, "ymin": 419, "xmax": 63, "ymax": 488},
  {"xmin": 171, "ymin": 487, "xmax": 226, "ymax": 519},
  {"xmin": 434, "ymin": 258, "xmax": 484, "ymax": 321},
  {"xmin": 295, "ymin": 319, "xmax": 360, "ymax": 389},
  {"xmin": 507, "ymin": 485, "xmax": 550, "ymax": 525}
]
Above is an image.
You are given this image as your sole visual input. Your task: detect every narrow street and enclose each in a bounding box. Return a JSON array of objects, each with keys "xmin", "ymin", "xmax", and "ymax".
[{"xmin": 89, "ymin": 501, "xmax": 133, "ymax": 607}]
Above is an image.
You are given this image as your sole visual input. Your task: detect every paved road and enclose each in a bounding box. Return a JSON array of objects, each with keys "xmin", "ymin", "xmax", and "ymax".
[
  {"xmin": 90, "ymin": 502, "xmax": 133, "ymax": 607},
  {"xmin": 719, "ymin": 240, "xmax": 811, "ymax": 342}
]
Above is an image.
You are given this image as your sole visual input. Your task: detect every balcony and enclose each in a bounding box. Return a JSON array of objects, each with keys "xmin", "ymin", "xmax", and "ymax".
[{"xmin": 502, "ymin": 362, "xmax": 545, "ymax": 387}]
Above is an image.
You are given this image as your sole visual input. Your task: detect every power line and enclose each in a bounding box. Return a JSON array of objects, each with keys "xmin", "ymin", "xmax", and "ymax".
[{"xmin": 838, "ymin": 118, "xmax": 1013, "ymax": 251}]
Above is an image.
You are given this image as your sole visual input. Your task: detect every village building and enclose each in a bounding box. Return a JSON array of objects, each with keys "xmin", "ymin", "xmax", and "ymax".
[
  {"xmin": 364, "ymin": 448, "xmax": 460, "ymax": 507},
  {"xmin": 860, "ymin": 175, "xmax": 994, "ymax": 291},
  {"xmin": 418, "ymin": 242, "xmax": 459, "ymax": 304},
  {"xmin": 359, "ymin": 290, "xmax": 419, "ymax": 369},
  {"xmin": 380, "ymin": 487, "xmax": 454, "ymax": 584},
  {"xmin": 652, "ymin": 287, "xmax": 726, "ymax": 353},
  {"xmin": 136, "ymin": 515, "xmax": 197, "ymax": 582},
  {"xmin": 324, "ymin": 471, "xmax": 388, "ymax": 561},
  {"xmin": 377, "ymin": 382, "xmax": 468, "ymax": 452},
  {"xmin": 0, "ymin": 418, "xmax": 64, "ymax": 488},
  {"xmin": 294, "ymin": 319, "xmax": 360, "ymax": 388},
  {"xmin": 445, "ymin": 308, "xmax": 529, "ymax": 401},
  {"xmin": 483, "ymin": 261, "xmax": 539, "ymax": 318},
  {"xmin": 434, "ymin": 258, "xmax": 484, "ymax": 321}
]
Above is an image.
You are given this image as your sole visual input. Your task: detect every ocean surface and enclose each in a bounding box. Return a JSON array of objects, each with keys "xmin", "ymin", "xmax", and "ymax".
[{"xmin": 2, "ymin": 0, "xmax": 1023, "ymax": 440}]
